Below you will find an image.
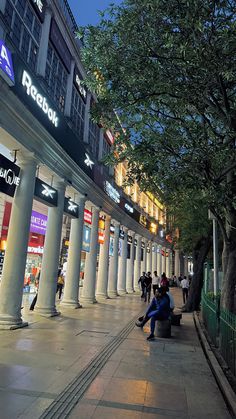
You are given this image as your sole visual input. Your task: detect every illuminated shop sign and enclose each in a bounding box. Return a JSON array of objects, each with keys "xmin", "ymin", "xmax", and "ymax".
[
  {"xmin": 127, "ymin": 235, "xmax": 133, "ymax": 244},
  {"xmin": 134, "ymin": 239, "xmax": 137, "ymax": 246},
  {"xmin": 119, "ymin": 230, "xmax": 125, "ymax": 240},
  {"xmin": 139, "ymin": 215, "xmax": 147, "ymax": 227},
  {"xmin": 64, "ymin": 198, "xmax": 79, "ymax": 218},
  {"xmin": 34, "ymin": 178, "xmax": 58, "ymax": 207},
  {"xmin": 110, "ymin": 224, "xmax": 115, "ymax": 234},
  {"xmin": 30, "ymin": 211, "xmax": 47, "ymax": 235},
  {"xmin": 150, "ymin": 222, "xmax": 157, "ymax": 234},
  {"xmin": 22, "ymin": 71, "xmax": 59, "ymax": 127},
  {"xmin": 109, "ymin": 237, "xmax": 114, "ymax": 256},
  {"xmin": 74, "ymin": 66, "xmax": 87, "ymax": 101},
  {"xmin": 82, "ymin": 225, "xmax": 91, "ymax": 252},
  {"xmin": 104, "ymin": 181, "xmax": 120, "ymax": 203},
  {"xmin": 0, "ymin": 154, "xmax": 20, "ymax": 197},
  {"xmin": 124, "ymin": 203, "xmax": 134, "ymax": 214},
  {"xmin": 84, "ymin": 209, "xmax": 92, "ymax": 224},
  {"xmin": 84, "ymin": 153, "xmax": 94, "ymax": 169},
  {"xmin": 0, "ymin": 40, "xmax": 14, "ymax": 85},
  {"xmin": 147, "ymin": 246, "xmax": 151, "ymax": 254},
  {"xmin": 99, "ymin": 216, "xmax": 105, "ymax": 230},
  {"xmin": 28, "ymin": 245, "xmax": 44, "ymax": 254},
  {"xmin": 98, "ymin": 231, "xmax": 105, "ymax": 244},
  {"xmin": 30, "ymin": 0, "xmax": 47, "ymax": 20},
  {"xmin": 141, "ymin": 241, "xmax": 145, "ymax": 249}
]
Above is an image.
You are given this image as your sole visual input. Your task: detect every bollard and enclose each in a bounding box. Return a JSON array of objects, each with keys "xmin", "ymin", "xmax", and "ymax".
[{"xmin": 155, "ymin": 319, "xmax": 171, "ymax": 338}]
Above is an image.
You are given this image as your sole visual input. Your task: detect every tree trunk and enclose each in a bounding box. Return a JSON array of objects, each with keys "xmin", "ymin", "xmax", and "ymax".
[
  {"xmin": 221, "ymin": 241, "xmax": 236, "ymax": 313},
  {"xmin": 184, "ymin": 234, "xmax": 211, "ymax": 312}
]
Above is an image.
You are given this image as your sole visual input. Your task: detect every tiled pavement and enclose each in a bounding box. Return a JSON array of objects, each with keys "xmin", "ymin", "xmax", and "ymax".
[{"xmin": 0, "ymin": 289, "xmax": 232, "ymax": 418}]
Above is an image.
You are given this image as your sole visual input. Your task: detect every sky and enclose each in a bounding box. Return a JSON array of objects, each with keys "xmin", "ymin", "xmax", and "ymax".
[{"xmin": 68, "ymin": 0, "xmax": 123, "ymax": 26}]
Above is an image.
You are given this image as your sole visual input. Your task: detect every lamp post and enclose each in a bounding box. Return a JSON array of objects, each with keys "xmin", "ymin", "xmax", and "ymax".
[{"xmin": 208, "ymin": 210, "xmax": 219, "ymax": 296}]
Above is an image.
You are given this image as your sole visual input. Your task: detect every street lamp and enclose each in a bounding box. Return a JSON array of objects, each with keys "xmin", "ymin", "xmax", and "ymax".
[{"xmin": 208, "ymin": 210, "xmax": 219, "ymax": 296}]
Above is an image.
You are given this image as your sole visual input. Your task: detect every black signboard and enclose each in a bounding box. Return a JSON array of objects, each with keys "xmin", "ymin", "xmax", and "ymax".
[
  {"xmin": 127, "ymin": 235, "xmax": 133, "ymax": 244},
  {"xmin": 73, "ymin": 66, "xmax": 87, "ymax": 102},
  {"xmin": 119, "ymin": 230, "xmax": 125, "ymax": 240},
  {"xmin": 134, "ymin": 239, "xmax": 137, "ymax": 246},
  {"xmin": 119, "ymin": 197, "xmax": 140, "ymax": 223},
  {"xmin": 34, "ymin": 178, "xmax": 58, "ymax": 207},
  {"xmin": 30, "ymin": 0, "xmax": 47, "ymax": 22},
  {"xmin": 0, "ymin": 154, "xmax": 20, "ymax": 197},
  {"xmin": 64, "ymin": 198, "xmax": 79, "ymax": 218},
  {"xmin": 141, "ymin": 241, "xmax": 145, "ymax": 249},
  {"xmin": 147, "ymin": 247, "xmax": 151, "ymax": 254},
  {"xmin": 11, "ymin": 55, "xmax": 95, "ymax": 181},
  {"xmin": 0, "ymin": 250, "xmax": 5, "ymax": 275},
  {"xmin": 50, "ymin": 19, "xmax": 72, "ymax": 72}
]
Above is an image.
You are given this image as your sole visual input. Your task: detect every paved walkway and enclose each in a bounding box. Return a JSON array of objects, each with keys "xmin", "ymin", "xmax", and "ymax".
[{"xmin": 0, "ymin": 289, "xmax": 232, "ymax": 418}]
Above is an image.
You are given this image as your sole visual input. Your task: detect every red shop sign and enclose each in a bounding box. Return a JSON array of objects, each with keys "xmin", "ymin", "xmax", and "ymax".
[{"xmin": 84, "ymin": 209, "xmax": 92, "ymax": 224}]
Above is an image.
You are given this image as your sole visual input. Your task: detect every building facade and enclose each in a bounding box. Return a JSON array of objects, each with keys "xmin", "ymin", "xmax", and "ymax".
[{"xmin": 0, "ymin": 0, "xmax": 175, "ymax": 329}]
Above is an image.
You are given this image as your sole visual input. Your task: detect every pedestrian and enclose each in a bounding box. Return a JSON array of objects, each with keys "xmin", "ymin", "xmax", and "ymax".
[
  {"xmin": 181, "ymin": 275, "xmax": 189, "ymax": 304},
  {"xmin": 144, "ymin": 271, "xmax": 152, "ymax": 303},
  {"xmin": 56, "ymin": 269, "xmax": 64, "ymax": 300},
  {"xmin": 166, "ymin": 286, "xmax": 175, "ymax": 311},
  {"xmin": 29, "ymin": 270, "xmax": 40, "ymax": 311},
  {"xmin": 138, "ymin": 272, "xmax": 146, "ymax": 299},
  {"xmin": 178, "ymin": 273, "xmax": 183, "ymax": 287},
  {"xmin": 135, "ymin": 286, "xmax": 171, "ymax": 341},
  {"xmin": 160, "ymin": 272, "xmax": 169, "ymax": 287},
  {"xmin": 152, "ymin": 270, "xmax": 160, "ymax": 295}
]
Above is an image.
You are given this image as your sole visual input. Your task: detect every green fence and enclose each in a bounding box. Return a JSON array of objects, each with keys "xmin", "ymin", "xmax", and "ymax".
[{"xmin": 201, "ymin": 265, "xmax": 236, "ymax": 376}]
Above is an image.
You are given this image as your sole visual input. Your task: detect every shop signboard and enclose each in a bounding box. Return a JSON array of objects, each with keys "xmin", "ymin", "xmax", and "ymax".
[
  {"xmin": 82, "ymin": 225, "xmax": 91, "ymax": 252},
  {"xmin": 119, "ymin": 230, "xmax": 125, "ymax": 240},
  {"xmin": 127, "ymin": 235, "xmax": 133, "ymax": 244},
  {"xmin": 64, "ymin": 198, "xmax": 79, "ymax": 218},
  {"xmin": 147, "ymin": 247, "xmax": 151, "ymax": 254},
  {"xmin": 99, "ymin": 216, "xmax": 105, "ymax": 230},
  {"xmin": 34, "ymin": 177, "xmax": 58, "ymax": 207},
  {"xmin": 104, "ymin": 181, "xmax": 120, "ymax": 203},
  {"xmin": 109, "ymin": 237, "xmax": 114, "ymax": 256},
  {"xmin": 84, "ymin": 209, "xmax": 92, "ymax": 224},
  {"xmin": 30, "ymin": 0, "xmax": 47, "ymax": 21},
  {"xmin": 98, "ymin": 231, "xmax": 105, "ymax": 244},
  {"xmin": 0, "ymin": 40, "xmax": 15, "ymax": 86},
  {"xmin": 0, "ymin": 250, "xmax": 5, "ymax": 275},
  {"xmin": 73, "ymin": 66, "xmax": 87, "ymax": 101},
  {"xmin": 30, "ymin": 210, "xmax": 47, "ymax": 235},
  {"xmin": 0, "ymin": 154, "xmax": 20, "ymax": 197},
  {"xmin": 141, "ymin": 241, "xmax": 145, "ymax": 249},
  {"xmin": 134, "ymin": 238, "xmax": 137, "ymax": 246},
  {"xmin": 110, "ymin": 224, "xmax": 115, "ymax": 234}
]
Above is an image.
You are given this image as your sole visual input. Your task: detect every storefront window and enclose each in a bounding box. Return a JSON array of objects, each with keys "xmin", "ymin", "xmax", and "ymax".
[
  {"xmin": 4, "ymin": 0, "xmax": 41, "ymax": 72},
  {"xmin": 88, "ymin": 119, "xmax": 100, "ymax": 158}
]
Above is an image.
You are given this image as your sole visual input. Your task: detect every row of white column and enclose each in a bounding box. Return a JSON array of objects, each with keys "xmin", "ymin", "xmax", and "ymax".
[{"xmin": 0, "ymin": 155, "xmax": 172, "ymax": 329}]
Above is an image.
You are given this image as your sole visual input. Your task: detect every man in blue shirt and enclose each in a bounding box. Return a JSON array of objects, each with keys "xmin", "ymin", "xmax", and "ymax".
[{"xmin": 136, "ymin": 286, "xmax": 171, "ymax": 340}]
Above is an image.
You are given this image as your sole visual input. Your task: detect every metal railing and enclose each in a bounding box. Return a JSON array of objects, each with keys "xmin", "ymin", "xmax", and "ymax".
[
  {"xmin": 56, "ymin": 0, "xmax": 82, "ymax": 49},
  {"xmin": 201, "ymin": 270, "xmax": 236, "ymax": 375}
]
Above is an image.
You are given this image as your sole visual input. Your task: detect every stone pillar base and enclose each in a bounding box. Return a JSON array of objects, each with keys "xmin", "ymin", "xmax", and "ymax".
[
  {"xmin": 34, "ymin": 307, "xmax": 61, "ymax": 317},
  {"xmin": 134, "ymin": 287, "xmax": 141, "ymax": 293},
  {"xmin": 0, "ymin": 314, "xmax": 28, "ymax": 330},
  {"xmin": 108, "ymin": 291, "xmax": 118, "ymax": 298},
  {"xmin": 126, "ymin": 288, "xmax": 134, "ymax": 294},
  {"xmin": 80, "ymin": 297, "xmax": 97, "ymax": 304},
  {"xmin": 96, "ymin": 293, "xmax": 108, "ymax": 300},
  {"xmin": 118, "ymin": 289, "xmax": 127, "ymax": 295},
  {"xmin": 60, "ymin": 300, "xmax": 82, "ymax": 309}
]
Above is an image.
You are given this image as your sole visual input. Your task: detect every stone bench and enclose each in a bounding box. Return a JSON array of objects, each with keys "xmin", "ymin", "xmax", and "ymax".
[
  {"xmin": 171, "ymin": 312, "xmax": 182, "ymax": 326},
  {"xmin": 155, "ymin": 319, "xmax": 171, "ymax": 338}
]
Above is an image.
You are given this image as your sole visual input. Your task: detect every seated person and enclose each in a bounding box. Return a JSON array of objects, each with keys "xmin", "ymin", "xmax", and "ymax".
[
  {"xmin": 136, "ymin": 286, "xmax": 171, "ymax": 340},
  {"xmin": 167, "ymin": 287, "xmax": 175, "ymax": 311}
]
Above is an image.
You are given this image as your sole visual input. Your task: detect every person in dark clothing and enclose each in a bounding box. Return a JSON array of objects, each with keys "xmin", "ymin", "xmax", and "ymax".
[
  {"xmin": 138, "ymin": 272, "xmax": 146, "ymax": 299},
  {"xmin": 56, "ymin": 269, "xmax": 64, "ymax": 300},
  {"xmin": 144, "ymin": 271, "xmax": 152, "ymax": 303},
  {"xmin": 136, "ymin": 286, "xmax": 171, "ymax": 340},
  {"xmin": 29, "ymin": 271, "xmax": 40, "ymax": 311}
]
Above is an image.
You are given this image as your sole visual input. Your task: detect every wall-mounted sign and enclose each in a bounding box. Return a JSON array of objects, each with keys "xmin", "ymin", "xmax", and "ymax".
[
  {"xmin": 64, "ymin": 198, "xmax": 79, "ymax": 218},
  {"xmin": 159, "ymin": 229, "xmax": 164, "ymax": 238},
  {"xmin": 127, "ymin": 235, "xmax": 133, "ymax": 244},
  {"xmin": 74, "ymin": 66, "xmax": 87, "ymax": 101},
  {"xmin": 166, "ymin": 234, "xmax": 173, "ymax": 243},
  {"xmin": 27, "ymin": 245, "xmax": 44, "ymax": 254},
  {"xmin": 34, "ymin": 178, "xmax": 58, "ymax": 207},
  {"xmin": 150, "ymin": 222, "xmax": 157, "ymax": 234},
  {"xmin": 134, "ymin": 239, "xmax": 137, "ymax": 246},
  {"xmin": 22, "ymin": 70, "xmax": 59, "ymax": 127},
  {"xmin": 30, "ymin": 0, "xmax": 47, "ymax": 21},
  {"xmin": 82, "ymin": 225, "xmax": 91, "ymax": 252},
  {"xmin": 98, "ymin": 231, "xmax": 105, "ymax": 244},
  {"xmin": 30, "ymin": 210, "xmax": 47, "ymax": 235},
  {"xmin": 84, "ymin": 209, "xmax": 92, "ymax": 224},
  {"xmin": 104, "ymin": 181, "xmax": 120, "ymax": 203},
  {"xmin": 50, "ymin": 19, "xmax": 72, "ymax": 72},
  {"xmin": 147, "ymin": 246, "xmax": 151, "ymax": 253},
  {"xmin": 124, "ymin": 202, "xmax": 134, "ymax": 214},
  {"xmin": 99, "ymin": 216, "xmax": 105, "ymax": 230},
  {"xmin": 0, "ymin": 40, "xmax": 14, "ymax": 86},
  {"xmin": 0, "ymin": 154, "xmax": 20, "ymax": 197},
  {"xmin": 141, "ymin": 241, "xmax": 145, "ymax": 249},
  {"xmin": 84, "ymin": 153, "xmax": 94, "ymax": 169},
  {"xmin": 119, "ymin": 230, "xmax": 125, "ymax": 240},
  {"xmin": 109, "ymin": 237, "xmax": 114, "ymax": 256},
  {"xmin": 152, "ymin": 245, "xmax": 156, "ymax": 252},
  {"xmin": 0, "ymin": 250, "xmax": 5, "ymax": 275},
  {"xmin": 110, "ymin": 224, "xmax": 115, "ymax": 234},
  {"xmin": 139, "ymin": 215, "xmax": 147, "ymax": 227}
]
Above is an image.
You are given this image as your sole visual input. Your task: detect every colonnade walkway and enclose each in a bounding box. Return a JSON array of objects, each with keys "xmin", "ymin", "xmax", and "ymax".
[{"xmin": 0, "ymin": 289, "xmax": 232, "ymax": 419}]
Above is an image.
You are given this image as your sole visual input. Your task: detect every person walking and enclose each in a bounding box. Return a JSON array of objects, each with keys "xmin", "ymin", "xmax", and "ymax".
[
  {"xmin": 29, "ymin": 270, "xmax": 40, "ymax": 311},
  {"xmin": 56, "ymin": 269, "xmax": 64, "ymax": 300},
  {"xmin": 152, "ymin": 271, "xmax": 160, "ymax": 295},
  {"xmin": 144, "ymin": 272, "xmax": 152, "ymax": 303},
  {"xmin": 138, "ymin": 272, "xmax": 146, "ymax": 299},
  {"xmin": 181, "ymin": 275, "xmax": 189, "ymax": 304},
  {"xmin": 160, "ymin": 272, "xmax": 169, "ymax": 287}
]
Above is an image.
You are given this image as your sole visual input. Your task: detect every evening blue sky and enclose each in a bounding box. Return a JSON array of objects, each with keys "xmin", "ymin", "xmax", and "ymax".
[{"xmin": 68, "ymin": 0, "xmax": 123, "ymax": 26}]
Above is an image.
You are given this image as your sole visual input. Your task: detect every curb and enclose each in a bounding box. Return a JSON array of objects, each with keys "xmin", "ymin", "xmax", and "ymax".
[{"xmin": 193, "ymin": 311, "xmax": 236, "ymax": 418}]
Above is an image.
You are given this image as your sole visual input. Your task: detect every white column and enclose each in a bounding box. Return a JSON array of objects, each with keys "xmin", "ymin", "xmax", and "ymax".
[
  {"xmin": 146, "ymin": 241, "xmax": 152, "ymax": 273},
  {"xmin": 35, "ymin": 180, "xmax": 65, "ymax": 317},
  {"xmin": 126, "ymin": 231, "xmax": 135, "ymax": 293},
  {"xmin": 157, "ymin": 247, "xmax": 162, "ymax": 276},
  {"xmin": 162, "ymin": 247, "xmax": 166, "ymax": 274},
  {"xmin": 174, "ymin": 249, "xmax": 180, "ymax": 277},
  {"xmin": 108, "ymin": 221, "xmax": 120, "ymax": 297},
  {"xmin": 96, "ymin": 214, "xmax": 111, "ymax": 299},
  {"xmin": 134, "ymin": 235, "xmax": 141, "ymax": 292},
  {"xmin": 0, "ymin": 155, "xmax": 37, "ymax": 329},
  {"xmin": 81, "ymin": 206, "xmax": 100, "ymax": 303},
  {"xmin": 64, "ymin": 60, "xmax": 75, "ymax": 117},
  {"xmin": 184, "ymin": 256, "xmax": 188, "ymax": 277},
  {"xmin": 117, "ymin": 227, "xmax": 128, "ymax": 295},
  {"xmin": 166, "ymin": 250, "xmax": 170, "ymax": 278},
  {"xmin": 83, "ymin": 93, "xmax": 91, "ymax": 143},
  {"xmin": 169, "ymin": 251, "xmax": 173, "ymax": 277},
  {"xmin": 152, "ymin": 243, "xmax": 157, "ymax": 274},
  {"xmin": 141, "ymin": 238, "xmax": 147, "ymax": 273},
  {"xmin": 37, "ymin": 7, "xmax": 52, "ymax": 77},
  {"xmin": 61, "ymin": 196, "xmax": 86, "ymax": 308}
]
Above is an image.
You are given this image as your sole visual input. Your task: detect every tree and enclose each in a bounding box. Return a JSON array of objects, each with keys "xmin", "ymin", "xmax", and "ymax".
[{"xmin": 80, "ymin": 0, "xmax": 236, "ymax": 311}]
